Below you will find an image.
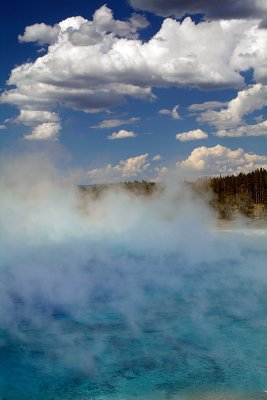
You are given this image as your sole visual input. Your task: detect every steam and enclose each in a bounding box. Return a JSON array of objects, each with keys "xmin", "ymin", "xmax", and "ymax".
[{"xmin": 0, "ymin": 153, "xmax": 266, "ymax": 399}]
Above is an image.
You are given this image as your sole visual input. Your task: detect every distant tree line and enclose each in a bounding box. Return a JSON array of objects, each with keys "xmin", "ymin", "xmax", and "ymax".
[
  {"xmin": 210, "ymin": 168, "xmax": 267, "ymax": 205},
  {"xmin": 195, "ymin": 168, "xmax": 267, "ymax": 218},
  {"xmin": 79, "ymin": 169, "xmax": 267, "ymax": 219},
  {"xmin": 79, "ymin": 180, "xmax": 158, "ymax": 198},
  {"xmin": 123, "ymin": 180, "xmax": 157, "ymax": 195}
]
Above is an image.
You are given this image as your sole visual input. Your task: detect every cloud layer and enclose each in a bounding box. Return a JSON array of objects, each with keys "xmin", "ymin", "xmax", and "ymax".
[
  {"xmin": 14, "ymin": 109, "xmax": 60, "ymax": 125},
  {"xmin": 177, "ymin": 145, "xmax": 267, "ymax": 175},
  {"xmin": 176, "ymin": 129, "xmax": 208, "ymax": 141},
  {"xmin": 130, "ymin": 0, "xmax": 267, "ymax": 21},
  {"xmin": 216, "ymin": 120, "xmax": 267, "ymax": 138},
  {"xmin": 1, "ymin": 6, "xmax": 267, "ymax": 141},
  {"xmin": 88, "ymin": 154, "xmax": 150, "ymax": 182},
  {"xmin": 91, "ymin": 117, "xmax": 139, "ymax": 129},
  {"xmin": 107, "ymin": 129, "xmax": 137, "ymax": 140},
  {"xmin": 86, "ymin": 144, "xmax": 267, "ymax": 183},
  {"xmin": 24, "ymin": 122, "xmax": 61, "ymax": 141},
  {"xmin": 198, "ymin": 84, "xmax": 267, "ymax": 129}
]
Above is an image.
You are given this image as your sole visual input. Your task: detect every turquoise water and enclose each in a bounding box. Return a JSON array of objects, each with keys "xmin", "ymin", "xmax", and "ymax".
[{"xmin": 0, "ymin": 236, "xmax": 267, "ymax": 399}]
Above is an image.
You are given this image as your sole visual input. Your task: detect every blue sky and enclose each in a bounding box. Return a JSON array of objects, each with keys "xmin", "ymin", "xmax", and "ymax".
[{"xmin": 1, "ymin": 0, "xmax": 267, "ymax": 182}]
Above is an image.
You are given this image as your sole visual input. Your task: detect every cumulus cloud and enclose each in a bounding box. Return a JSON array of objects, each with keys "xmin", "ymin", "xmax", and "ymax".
[
  {"xmin": 154, "ymin": 165, "xmax": 169, "ymax": 181},
  {"xmin": 10, "ymin": 109, "xmax": 61, "ymax": 140},
  {"xmin": 177, "ymin": 144, "xmax": 267, "ymax": 175},
  {"xmin": 0, "ymin": 124, "xmax": 6, "ymax": 130},
  {"xmin": 176, "ymin": 129, "xmax": 208, "ymax": 142},
  {"xmin": 91, "ymin": 117, "xmax": 139, "ymax": 129},
  {"xmin": 92, "ymin": 5, "xmax": 149, "ymax": 38},
  {"xmin": 18, "ymin": 23, "xmax": 60, "ymax": 45},
  {"xmin": 159, "ymin": 105, "xmax": 181, "ymax": 120},
  {"xmin": 69, "ymin": 7, "xmax": 149, "ymax": 46},
  {"xmin": 216, "ymin": 120, "xmax": 267, "ymax": 138},
  {"xmin": 14, "ymin": 109, "xmax": 60, "ymax": 125},
  {"xmin": 107, "ymin": 129, "xmax": 137, "ymax": 140},
  {"xmin": 69, "ymin": 23, "xmax": 103, "ymax": 46},
  {"xmin": 1, "ymin": 11, "xmax": 267, "ymax": 122},
  {"xmin": 188, "ymin": 101, "xmax": 228, "ymax": 112},
  {"xmin": 88, "ymin": 154, "xmax": 150, "ymax": 182},
  {"xmin": 152, "ymin": 154, "xmax": 162, "ymax": 161},
  {"xmin": 115, "ymin": 154, "xmax": 150, "ymax": 176},
  {"xmin": 130, "ymin": 0, "xmax": 267, "ymax": 22},
  {"xmin": 198, "ymin": 84, "xmax": 267, "ymax": 129},
  {"xmin": 24, "ymin": 122, "xmax": 61, "ymax": 141}
]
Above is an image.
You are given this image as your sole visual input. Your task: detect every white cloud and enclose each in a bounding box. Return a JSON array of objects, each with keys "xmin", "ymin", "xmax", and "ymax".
[
  {"xmin": 130, "ymin": 0, "xmax": 267, "ymax": 22},
  {"xmin": 92, "ymin": 5, "xmax": 149, "ymax": 38},
  {"xmin": 155, "ymin": 166, "xmax": 168, "ymax": 175},
  {"xmin": 130, "ymin": 13, "xmax": 150, "ymax": 30},
  {"xmin": 87, "ymin": 165, "xmax": 117, "ymax": 184},
  {"xmin": 216, "ymin": 120, "xmax": 267, "ymax": 138},
  {"xmin": 176, "ymin": 129, "xmax": 208, "ymax": 142},
  {"xmin": 68, "ymin": 7, "xmax": 149, "ymax": 46},
  {"xmin": 153, "ymin": 166, "xmax": 169, "ymax": 181},
  {"xmin": 69, "ymin": 23, "xmax": 102, "ymax": 46},
  {"xmin": 159, "ymin": 105, "xmax": 181, "ymax": 120},
  {"xmin": 115, "ymin": 154, "xmax": 150, "ymax": 176},
  {"xmin": 0, "ymin": 124, "xmax": 6, "ymax": 130},
  {"xmin": 107, "ymin": 129, "xmax": 137, "ymax": 140},
  {"xmin": 152, "ymin": 154, "xmax": 162, "ymax": 161},
  {"xmin": 254, "ymin": 115, "xmax": 264, "ymax": 123},
  {"xmin": 91, "ymin": 117, "xmax": 139, "ymax": 129},
  {"xmin": 188, "ymin": 101, "xmax": 228, "ymax": 112},
  {"xmin": 198, "ymin": 84, "xmax": 267, "ymax": 129},
  {"xmin": 69, "ymin": 5, "xmax": 149, "ymax": 46},
  {"xmin": 2, "ymin": 11, "xmax": 267, "ymax": 120},
  {"xmin": 88, "ymin": 154, "xmax": 150, "ymax": 182},
  {"xmin": 177, "ymin": 145, "xmax": 267, "ymax": 175},
  {"xmin": 18, "ymin": 23, "xmax": 60, "ymax": 45},
  {"xmin": 14, "ymin": 110, "xmax": 60, "ymax": 125},
  {"xmin": 24, "ymin": 122, "xmax": 61, "ymax": 141}
]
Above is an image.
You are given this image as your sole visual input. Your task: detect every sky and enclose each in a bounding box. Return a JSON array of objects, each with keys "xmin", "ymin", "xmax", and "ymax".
[{"xmin": 1, "ymin": 0, "xmax": 267, "ymax": 182}]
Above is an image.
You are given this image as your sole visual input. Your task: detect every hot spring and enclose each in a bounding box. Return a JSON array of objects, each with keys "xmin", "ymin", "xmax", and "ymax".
[{"xmin": 0, "ymin": 160, "xmax": 267, "ymax": 399}]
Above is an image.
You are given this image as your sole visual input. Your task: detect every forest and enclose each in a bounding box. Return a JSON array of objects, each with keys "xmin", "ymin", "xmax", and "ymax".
[
  {"xmin": 207, "ymin": 168, "xmax": 267, "ymax": 218},
  {"xmin": 79, "ymin": 168, "xmax": 267, "ymax": 220}
]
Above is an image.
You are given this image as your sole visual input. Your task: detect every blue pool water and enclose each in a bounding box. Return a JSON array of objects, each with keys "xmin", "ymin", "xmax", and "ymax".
[{"xmin": 0, "ymin": 233, "xmax": 267, "ymax": 399}]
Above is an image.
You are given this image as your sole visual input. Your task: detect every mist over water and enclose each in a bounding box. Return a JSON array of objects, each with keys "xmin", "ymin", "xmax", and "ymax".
[{"xmin": 0, "ymin": 155, "xmax": 267, "ymax": 399}]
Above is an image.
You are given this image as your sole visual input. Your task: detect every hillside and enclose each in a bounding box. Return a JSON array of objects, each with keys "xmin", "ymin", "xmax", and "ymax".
[{"xmin": 193, "ymin": 168, "xmax": 267, "ymax": 219}]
